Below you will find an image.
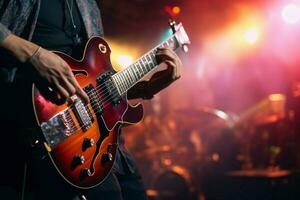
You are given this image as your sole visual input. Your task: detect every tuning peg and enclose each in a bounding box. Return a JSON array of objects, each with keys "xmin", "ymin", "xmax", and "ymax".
[
  {"xmin": 169, "ymin": 20, "xmax": 177, "ymax": 34},
  {"xmin": 182, "ymin": 44, "xmax": 189, "ymax": 53}
]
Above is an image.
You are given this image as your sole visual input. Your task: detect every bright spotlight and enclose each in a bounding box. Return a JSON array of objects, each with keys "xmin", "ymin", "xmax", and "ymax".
[
  {"xmin": 282, "ymin": 4, "xmax": 300, "ymax": 24},
  {"xmin": 116, "ymin": 55, "xmax": 133, "ymax": 69},
  {"xmin": 244, "ymin": 28, "xmax": 259, "ymax": 44}
]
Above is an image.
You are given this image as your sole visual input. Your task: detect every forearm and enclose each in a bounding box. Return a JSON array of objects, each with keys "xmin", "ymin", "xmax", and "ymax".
[{"xmin": 0, "ymin": 24, "xmax": 39, "ymax": 63}]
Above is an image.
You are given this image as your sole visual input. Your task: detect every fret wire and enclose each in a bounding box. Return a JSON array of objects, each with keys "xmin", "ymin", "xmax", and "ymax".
[
  {"xmin": 126, "ymin": 68, "xmax": 134, "ymax": 83},
  {"xmin": 115, "ymin": 74, "xmax": 123, "ymax": 94},
  {"xmin": 123, "ymin": 69, "xmax": 130, "ymax": 84},
  {"xmin": 132, "ymin": 63, "xmax": 137, "ymax": 76},
  {"xmin": 126, "ymin": 69, "xmax": 134, "ymax": 85},
  {"xmin": 148, "ymin": 62, "xmax": 154, "ymax": 69},
  {"xmin": 150, "ymin": 51, "xmax": 156, "ymax": 63},
  {"xmin": 142, "ymin": 63, "xmax": 148, "ymax": 74},
  {"xmin": 142, "ymin": 57, "xmax": 150, "ymax": 71},
  {"xmin": 138, "ymin": 60, "xmax": 146, "ymax": 76},
  {"xmin": 123, "ymin": 70, "xmax": 130, "ymax": 85},
  {"xmin": 139, "ymin": 62, "xmax": 145, "ymax": 75},
  {"xmin": 132, "ymin": 64, "xmax": 138, "ymax": 79},
  {"xmin": 142, "ymin": 57, "xmax": 147, "ymax": 63},
  {"xmin": 119, "ymin": 73, "xmax": 127, "ymax": 93},
  {"xmin": 111, "ymin": 76, "xmax": 119, "ymax": 94},
  {"xmin": 122, "ymin": 71, "xmax": 129, "ymax": 90},
  {"xmin": 135, "ymin": 62, "xmax": 142, "ymax": 79},
  {"xmin": 136, "ymin": 62, "xmax": 143, "ymax": 76},
  {"xmin": 115, "ymin": 76, "xmax": 122, "ymax": 94},
  {"xmin": 117, "ymin": 74, "xmax": 125, "ymax": 94},
  {"xmin": 130, "ymin": 66, "xmax": 138, "ymax": 82},
  {"xmin": 146, "ymin": 54, "xmax": 151, "ymax": 62},
  {"xmin": 143, "ymin": 60, "xmax": 148, "ymax": 73},
  {"xmin": 124, "ymin": 71, "xmax": 131, "ymax": 89},
  {"xmin": 145, "ymin": 61, "xmax": 150, "ymax": 72}
]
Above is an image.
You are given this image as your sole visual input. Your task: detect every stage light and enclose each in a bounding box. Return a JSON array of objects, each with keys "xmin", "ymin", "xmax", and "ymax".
[
  {"xmin": 244, "ymin": 28, "xmax": 259, "ymax": 44},
  {"xmin": 116, "ymin": 55, "xmax": 134, "ymax": 69},
  {"xmin": 282, "ymin": 3, "xmax": 300, "ymax": 24},
  {"xmin": 164, "ymin": 5, "xmax": 181, "ymax": 17},
  {"xmin": 172, "ymin": 6, "xmax": 181, "ymax": 15},
  {"xmin": 106, "ymin": 38, "xmax": 139, "ymax": 71}
]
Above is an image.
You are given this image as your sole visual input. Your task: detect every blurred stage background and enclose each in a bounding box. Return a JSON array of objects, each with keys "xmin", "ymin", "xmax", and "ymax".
[{"xmin": 101, "ymin": 0, "xmax": 300, "ymax": 200}]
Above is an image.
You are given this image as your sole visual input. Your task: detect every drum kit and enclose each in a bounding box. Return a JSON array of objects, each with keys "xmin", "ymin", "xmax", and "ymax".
[{"xmin": 129, "ymin": 93, "xmax": 299, "ymax": 200}]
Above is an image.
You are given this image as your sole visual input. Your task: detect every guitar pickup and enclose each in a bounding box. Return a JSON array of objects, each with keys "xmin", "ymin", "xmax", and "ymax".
[
  {"xmin": 84, "ymin": 84, "xmax": 104, "ymax": 117},
  {"xmin": 96, "ymin": 72, "xmax": 121, "ymax": 106}
]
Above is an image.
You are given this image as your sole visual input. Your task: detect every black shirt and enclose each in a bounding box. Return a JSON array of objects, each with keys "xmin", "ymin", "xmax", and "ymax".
[{"xmin": 31, "ymin": 0, "xmax": 86, "ymax": 59}]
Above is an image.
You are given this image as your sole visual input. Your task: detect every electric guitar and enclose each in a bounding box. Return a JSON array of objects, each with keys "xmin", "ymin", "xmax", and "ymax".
[{"xmin": 32, "ymin": 21, "xmax": 190, "ymax": 189}]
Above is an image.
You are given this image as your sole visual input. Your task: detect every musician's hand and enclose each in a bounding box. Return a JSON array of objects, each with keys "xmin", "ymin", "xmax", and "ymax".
[
  {"xmin": 127, "ymin": 47, "xmax": 182, "ymax": 100},
  {"xmin": 0, "ymin": 34, "xmax": 88, "ymax": 105},
  {"xmin": 29, "ymin": 48, "xmax": 89, "ymax": 105},
  {"xmin": 147, "ymin": 47, "xmax": 182, "ymax": 96}
]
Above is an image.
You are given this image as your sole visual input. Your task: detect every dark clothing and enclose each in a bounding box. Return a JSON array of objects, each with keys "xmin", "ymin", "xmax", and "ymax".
[
  {"xmin": 32, "ymin": 0, "xmax": 86, "ymax": 59},
  {"xmin": 0, "ymin": 0, "xmax": 147, "ymax": 199},
  {"xmin": 0, "ymin": 0, "xmax": 104, "ymax": 83}
]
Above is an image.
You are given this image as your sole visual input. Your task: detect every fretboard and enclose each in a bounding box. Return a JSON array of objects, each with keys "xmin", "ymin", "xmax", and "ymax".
[{"xmin": 112, "ymin": 34, "xmax": 180, "ymax": 95}]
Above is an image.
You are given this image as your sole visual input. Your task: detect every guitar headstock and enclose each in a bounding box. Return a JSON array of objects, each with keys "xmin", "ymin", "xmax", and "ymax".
[{"xmin": 169, "ymin": 20, "xmax": 191, "ymax": 53}]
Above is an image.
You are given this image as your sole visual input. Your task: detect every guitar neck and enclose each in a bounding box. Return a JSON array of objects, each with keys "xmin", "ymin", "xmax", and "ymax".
[{"xmin": 111, "ymin": 34, "xmax": 180, "ymax": 95}]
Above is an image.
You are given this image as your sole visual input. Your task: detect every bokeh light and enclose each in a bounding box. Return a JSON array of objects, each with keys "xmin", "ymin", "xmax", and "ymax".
[
  {"xmin": 172, "ymin": 6, "xmax": 181, "ymax": 15},
  {"xmin": 244, "ymin": 28, "xmax": 259, "ymax": 44},
  {"xmin": 116, "ymin": 55, "xmax": 134, "ymax": 69},
  {"xmin": 106, "ymin": 39, "xmax": 139, "ymax": 71},
  {"xmin": 282, "ymin": 3, "xmax": 300, "ymax": 24}
]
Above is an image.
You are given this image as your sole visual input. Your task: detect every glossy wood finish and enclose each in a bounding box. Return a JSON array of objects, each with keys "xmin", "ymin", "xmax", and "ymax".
[{"xmin": 33, "ymin": 37, "xmax": 143, "ymax": 189}]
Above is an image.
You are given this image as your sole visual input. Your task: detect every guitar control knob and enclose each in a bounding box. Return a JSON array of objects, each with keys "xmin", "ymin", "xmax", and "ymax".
[
  {"xmin": 101, "ymin": 152, "xmax": 113, "ymax": 164},
  {"xmin": 82, "ymin": 138, "xmax": 94, "ymax": 151},
  {"xmin": 80, "ymin": 168, "xmax": 92, "ymax": 178},
  {"xmin": 73, "ymin": 155, "xmax": 85, "ymax": 165}
]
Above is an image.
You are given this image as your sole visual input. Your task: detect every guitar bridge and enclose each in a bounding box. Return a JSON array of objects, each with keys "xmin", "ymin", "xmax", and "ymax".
[
  {"xmin": 71, "ymin": 96, "xmax": 93, "ymax": 132},
  {"xmin": 40, "ymin": 109, "xmax": 76, "ymax": 149}
]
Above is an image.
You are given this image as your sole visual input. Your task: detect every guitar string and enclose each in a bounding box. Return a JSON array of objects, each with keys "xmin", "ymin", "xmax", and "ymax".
[
  {"xmin": 56, "ymin": 62, "xmax": 153, "ymax": 133},
  {"xmin": 42, "ymin": 40, "xmax": 177, "ymax": 135},
  {"xmin": 61, "ymin": 68, "xmax": 145, "ymax": 128},
  {"xmin": 62, "ymin": 35, "xmax": 174, "ymax": 112},
  {"xmin": 63, "ymin": 58, "xmax": 152, "ymax": 116},
  {"xmin": 54, "ymin": 41, "xmax": 176, "ymax": 133},
  {"xmin": 54, "ymin": 54, "xmax": 164, "ymax": 135},
  {"xmin": 60, "ymin": 45, "xmax": 161, "ymax": 118}
]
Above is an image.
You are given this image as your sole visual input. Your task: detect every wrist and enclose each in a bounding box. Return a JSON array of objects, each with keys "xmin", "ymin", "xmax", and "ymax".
[{"xmin": 28, "ymin": 46, "xmax": 42, "ymax": 63}]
